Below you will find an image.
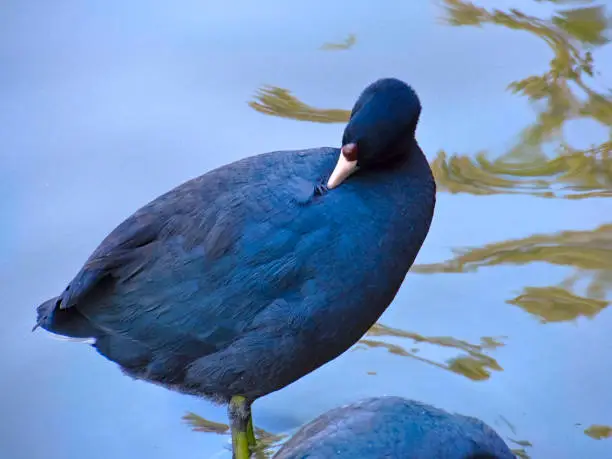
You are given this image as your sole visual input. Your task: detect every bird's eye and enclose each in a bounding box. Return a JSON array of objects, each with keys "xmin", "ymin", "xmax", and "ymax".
[{"xmin": 341, "ymin": 143, "xmax": 359, "ymax": 162}]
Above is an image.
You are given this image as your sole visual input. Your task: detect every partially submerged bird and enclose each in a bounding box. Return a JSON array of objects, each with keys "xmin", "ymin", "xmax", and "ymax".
[
  {"xmin": 274, "ymin": 397, "xmax": 515, "ymax": 459},
  {"xmin": 34, "ymin": 78, "xmax": 436, "ymax": 459}
]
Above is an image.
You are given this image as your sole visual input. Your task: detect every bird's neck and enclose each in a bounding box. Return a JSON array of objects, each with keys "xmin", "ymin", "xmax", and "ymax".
[
  {"xmin": 380, "ymin": 135, "xmax": 418, "ymax": 169},
  {"xmin": 393, "ymin": 135, "xmax": 417, "ymax": 154}
]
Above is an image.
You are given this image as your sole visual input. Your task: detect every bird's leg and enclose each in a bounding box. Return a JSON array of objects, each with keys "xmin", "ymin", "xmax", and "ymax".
[
  {"xmin": 229, "ymin": 395, "xmax": 255, "ymax": 459},
  {"xmin": 246, "ymin": 412, "xmax": 256, "ymax": 448}
]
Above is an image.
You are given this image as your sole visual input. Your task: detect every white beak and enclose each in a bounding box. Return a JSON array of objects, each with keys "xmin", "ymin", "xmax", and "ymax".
[{"xmin": 327, "ymin": 152, "xmax": 359, "ymax": 189}]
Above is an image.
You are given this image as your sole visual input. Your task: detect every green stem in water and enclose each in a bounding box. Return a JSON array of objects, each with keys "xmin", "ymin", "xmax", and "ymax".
[
  {"xmin": 229, "ymin": 395, "xmax": 254, "ymax": 459},
  {"xmin": 247, "ymin": 414, "xmax": 256, "ymax": 447}
]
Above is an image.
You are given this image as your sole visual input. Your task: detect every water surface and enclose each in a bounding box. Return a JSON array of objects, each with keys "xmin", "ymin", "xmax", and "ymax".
[{"xmin": 2, "ymin": 1, "xmax": 612, "ymax": 458}]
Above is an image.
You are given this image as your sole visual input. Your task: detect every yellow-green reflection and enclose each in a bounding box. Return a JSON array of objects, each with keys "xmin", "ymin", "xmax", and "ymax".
[
  {"xmin": 183, "ymin": 412, "xmax": 287, "ymax": 457},
  {"xmin": 182, "ymin": 412, "xmax": 230, "ymax": 434},
  {"xmin": 437, "ymin": 1, "xmax": 612, "ymax": 198},
  {"xmin": 355, "ymin": 323, "xmax": 504, "ymax": 381},
  {"xmin": 511, "ymin": 447, "xmax": 533, "ymax": 459},
  {"xmin": 508, "ymin": 436, "xmax": 533, "ymax": 457},
  {"xmin": 431, "ymin": 148, "xmax": 612, "ymax": 199},
  {"xmin": 249, "ymin": 86, "xmax": 350, "ymax": 123},
  {"xmin": 509, "ymin": 438, "xmax": 533, "ymax": 448},
  {"xmin": 584, "ymin": 424, "xmax": 612, "ymax": 439},
  {"xmin": 508, "ymin": 286, "xmax": 608, "ymax": 323},
  {"xmin": 497, "ymin": 417, "xmax": 534, "ymax": 458},
  {"xmin": 414, "ymin": 223, "xmax": 612, "ymax": 322},
  {"xmin": 320, "ymin": 33, "xmax": 356, "ymax": 51},
  {"xmin": 247, "ymin": 1, "xmax": 612, "ymax": 198},
  {"xmin": 184, "ymin": 410, "xmax": 535, "ymax": 457}
]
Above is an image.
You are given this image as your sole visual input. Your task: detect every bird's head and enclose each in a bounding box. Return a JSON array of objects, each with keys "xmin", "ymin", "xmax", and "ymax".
[{"xmin": 327, "ymin": 78, "xmax": 422, "ymax": 189}]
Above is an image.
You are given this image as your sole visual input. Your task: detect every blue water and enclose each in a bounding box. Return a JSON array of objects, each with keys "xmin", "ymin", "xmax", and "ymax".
[{"xmin": 2, "ymin": 1, "xmax": 611, "ymax": 458}]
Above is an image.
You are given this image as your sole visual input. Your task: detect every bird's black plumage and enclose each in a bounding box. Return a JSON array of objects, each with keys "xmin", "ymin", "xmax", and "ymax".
[
  {"xmin": 273, "ymin": 397, "xmax": 516, "ymax": 459},
  {"xmin": 35, "ymin": 78, "xmax": 436, "ymax": 403}
]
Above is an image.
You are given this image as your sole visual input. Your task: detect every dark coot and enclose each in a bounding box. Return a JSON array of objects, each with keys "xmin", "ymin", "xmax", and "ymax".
[
  {"xmin": 34, "ymin": 78, "xmax": 436, "ymax": 458},
  {"xmin": 274, "ymin": 397, "xmax": 516, "ymax": 459}
]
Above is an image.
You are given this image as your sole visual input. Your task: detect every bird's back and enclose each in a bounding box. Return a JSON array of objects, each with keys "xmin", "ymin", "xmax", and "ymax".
[
  {"xmin": 273, "ymin": 397, "xmax": 515, "ymax": 459},
  {"xmin": 36, "ymin": 146, "xmax": 435, "ymax": 400}
]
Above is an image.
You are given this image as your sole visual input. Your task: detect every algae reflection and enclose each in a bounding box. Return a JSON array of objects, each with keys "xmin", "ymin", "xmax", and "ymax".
[
  {"xmin": 320, "ymin": 33, "xmax": 356, "ymax": 51},
  {"xmin": 356, "ymin": 323, "xmax": 505, "ymax": 381},
  {"xmin": 183, "ymin": 412, "xmax": 287, "ymax": 458},
  {"xmin": 181, "ymin": 410, "xmax": 609, "ymax": 458},
  {"xmin": 414, "ymin": 223, "xmax": 612, "ymax": 323},
  {"xmin": 508, "ymin": 439, "xmax": 533, "ymax": 459},
  {"xmin": 437, "ymin": 1, "xmax": 612, "ymax": 198},
  {"xmin": 182, "ymin": 405, "xmax": 535, "ymax": 458},
  {"xmin": 584, "ymin": 424, "xmax": 612, "ymax": 440},
  {"xmin": 248, "ymin": 1, "xmax": 612, "ymax": 199}
]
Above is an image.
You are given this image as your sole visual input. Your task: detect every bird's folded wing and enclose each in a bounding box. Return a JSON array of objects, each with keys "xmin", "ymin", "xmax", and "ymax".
[{"xmin": 58, "ymin": 212, "xmax": 163, "ymax": 310}]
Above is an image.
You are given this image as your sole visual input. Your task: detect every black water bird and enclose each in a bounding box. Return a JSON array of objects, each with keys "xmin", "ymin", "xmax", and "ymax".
[
  {"xmin": 35, "ymin": 78, "xmax": 436, "ymax": 458},
  {"xmin": 274, "ymin": 397, "xmax": 516, "ymax": 459},
  {"xmin": 274, "ymin": 397, "xmax": 515, "ymax": 459}
]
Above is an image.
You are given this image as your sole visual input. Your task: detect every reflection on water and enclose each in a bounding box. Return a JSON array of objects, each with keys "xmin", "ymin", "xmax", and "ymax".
[
  {"xmin": 182, "ymin": 401, "xmax": 538, "ymax": 458},
  {"xmin": 182, "ymin": 412, "xmax": 286, "ymax": 458},
  {"xmin": 436, "ymin": 1, "xmax": 612, "ymax": 198},
  {"xmin": 509, "ymin": 438, "xmax": 534, "ymax": 459},
  {"xmin": 584, "ymin": 424, "xmax": 612, "ymax": 440},
  {"xmin": 414, "ymin": 223, "xmax": 612, "ymax": 323},
  {"xmin": 182, "ymin": 412, "xmax": 230, "ymax": 434},
  {"xmin": 511, "ymin": 446, "xmax": 533, "ymax": 459},
  {"xmin": 5, "ymin": 0, "xmax": 611, "ymax": 458},
  {"xmin": 183, "ymin": 408, "xmax": 537, "ymax": 458},
  {"xmin": 248, "ymin": 1, "xmax": 612, "ymax": 199},
  {"xmin": 508, "ymin": 286, "xmax": 607, "ymax": 323},
  {"xmin": 431, "ymin": 148, "xmax": 612, "ymax": 199},
  {"xmin": 356, "ymin": 323, "xmax": 504, "ymax": 381},
  {"xmin": 249, "ymin": 87, "xmax": 350, "ymax": 123},
  {"xmin": 320, "ymin": 33, "xmax": 356, "ymax": 51},
  {"xmin": 503, "ymin": 415, "xmax": 534, "ymax": 458}
]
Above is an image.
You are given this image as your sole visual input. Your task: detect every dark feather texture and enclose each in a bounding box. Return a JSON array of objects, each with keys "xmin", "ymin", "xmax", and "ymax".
[
  {"xmin": 35, "ymin": 78, "xmax": 436, "ymax": 402},
  {"xmin": 274, "ymin": 397, "xmax": 516, "ymax": 459}
]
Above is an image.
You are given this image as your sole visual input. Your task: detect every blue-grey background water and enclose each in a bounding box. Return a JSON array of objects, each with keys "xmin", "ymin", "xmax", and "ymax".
[{"xmin": 2, "ymin": 1, "xmax": 612, "ymax": 458}]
